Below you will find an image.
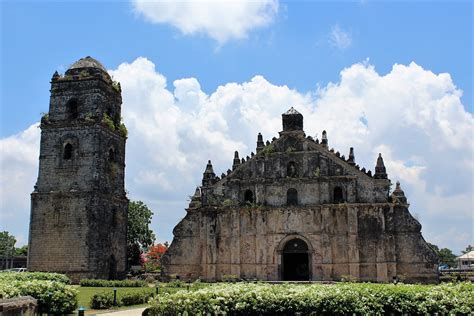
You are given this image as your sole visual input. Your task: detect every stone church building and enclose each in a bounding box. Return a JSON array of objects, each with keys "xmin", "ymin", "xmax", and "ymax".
[
  {"xmin": 28, "ymin": 56, "xmax": 437, "ymax": 283},
  {"xmin": 162, "ymin": 108, "xmax": 438, "ymax": 282},
  {"xmin": 28, "ymin": 57, "xmax": 128, "ymax": 282}
]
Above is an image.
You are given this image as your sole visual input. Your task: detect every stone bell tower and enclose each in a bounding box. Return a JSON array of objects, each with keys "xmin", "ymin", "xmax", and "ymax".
[{"xmin": 28, "ymin": 57, "xmax": 128, "ymax": 282}]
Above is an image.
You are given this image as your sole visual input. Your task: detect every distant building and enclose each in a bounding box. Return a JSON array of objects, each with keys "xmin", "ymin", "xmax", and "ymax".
[
  {"xmin": 457, "ymin": 251, "xmax": 474, "ymax": 269},
  {"xmin": 162, "ymin": 108, "xmax": 439, "ymax": 283},
  {"xmin": 28, "ymin": 57, "xmax": 128, "ymax": 282}
]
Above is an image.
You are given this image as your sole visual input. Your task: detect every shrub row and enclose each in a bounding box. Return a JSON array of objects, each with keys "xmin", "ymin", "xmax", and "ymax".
[
  {"xmin": 80, "ymin": 278, "xmax": 147, "ymax": 287},
  {"xmin": 0, "ymin": 279, "xmax": 78, "ymax": 314},
  {"xmin": 147, "ymin": 282, "xmax": 474, "ymax": 315},
  {"xmin": 90, "ymin": 288, "xmax": 155, "ymax": 309},
  {"xmin": 0, "ymin": 272, "xmax": 71, "ymax": 284}
]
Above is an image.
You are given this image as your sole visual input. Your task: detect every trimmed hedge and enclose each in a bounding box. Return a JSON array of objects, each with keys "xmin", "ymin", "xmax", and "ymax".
[
  {"xmin": 0, "ymin": 272, "xmax": 71, "ymax": 284},
  {"xmin": 147, "ymin": 282, "xmax": 474, "ymax": 315},
  {"xmin": 90, "ymin": 288, "xmax": 155, "ymax": 309},
  {"xmin": 80, "ymin": 279, "xmax": 147, "ymax": 287},
  {"xmin": 0, "ymin": 279, "xmax": 78, "ymax": 314}
]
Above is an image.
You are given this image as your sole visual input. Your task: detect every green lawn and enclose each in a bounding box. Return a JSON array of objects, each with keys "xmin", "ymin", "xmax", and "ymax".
[
  {"xmin": 76, "ymin": 286, "xmax": 154, "ymax": 310},
  {"xmin": 75, "ymin": 282, "xmax": 213, "ymax": 314}
]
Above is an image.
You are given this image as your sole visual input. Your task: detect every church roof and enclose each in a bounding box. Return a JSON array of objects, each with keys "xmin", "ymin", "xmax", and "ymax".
[{"xmin": 69, "ymin": 56, "xmax": 107, "ymax": 72}]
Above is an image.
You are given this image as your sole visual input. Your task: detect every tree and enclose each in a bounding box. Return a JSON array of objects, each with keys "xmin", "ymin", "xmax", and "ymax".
[
  {"xmin": 15, "ymin": 245, "xmax": 28, "ymax": 256},
  {"xmin": 462, "ymin": 245, "xmax": 473, "ymax": 254},
  {"xmin": 144, "ymin": 243, "xmax": 168, "ymax": 272},
  {"xmin": 0, "ymin": 231, "xmax": 16, "ymax": 269},
  {"xmin": 128, "ymin": 201, "xmax": 156, "ymax": 266},
  {"xmin": 427, "ymin": 242, "xmax": 457, "ymax": 268}
]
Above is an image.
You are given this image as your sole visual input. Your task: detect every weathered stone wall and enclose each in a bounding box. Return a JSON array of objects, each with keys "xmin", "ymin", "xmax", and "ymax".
[
  {"xmin": 0, "ymin": 296, "xmax": 37, "ymax": 316},
  {"xmin": 28, "ymin": 58, "xmax": 128, "ymax": 283},
  {"xmin": 162, "ymin": 204, "xmax": 438, "ymax": 283},
  {"xmin": 212, "ymin": 132, "xmax": 389, "ymax": 207}
]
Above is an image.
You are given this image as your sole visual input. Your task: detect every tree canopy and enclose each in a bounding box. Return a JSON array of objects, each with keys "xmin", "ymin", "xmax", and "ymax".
[
  {"xmin": 0, "ymin": 231, "xmax": 16, "ymax": 257},
  {"xmin": 128, "ymin": 200, "xmax": 156, "ymax": 265},
  {"xmin": 427, "ymin": 242, "xmax": 457, "ymax": 268},
  {"xmin": 462, "ymin": 245, "xmax": 473, "ymax": 254}
]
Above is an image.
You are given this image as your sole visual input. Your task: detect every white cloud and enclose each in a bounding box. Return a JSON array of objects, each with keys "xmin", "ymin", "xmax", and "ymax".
[
  {"xmin": 329, "ymin": 24, "xmax": 352, "ymax": 50},
  {"xmin": 0, "ymin": 123, "xmax": 40, "ymax": 245},
  {"xmin": 1, "ymin": 58, "xmax": 472, "ymax": 252},
  {"xmin": 132, "ymin": 0, "xmax": 279, "ymax": 44}
]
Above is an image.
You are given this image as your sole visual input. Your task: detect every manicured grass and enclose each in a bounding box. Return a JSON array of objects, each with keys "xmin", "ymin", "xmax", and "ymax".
[{"xmin": 76, "ymin": 286, "xmax": 155, "ymax": 309}]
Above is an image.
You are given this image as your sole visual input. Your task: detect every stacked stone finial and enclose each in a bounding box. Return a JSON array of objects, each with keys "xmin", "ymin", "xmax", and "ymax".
[
  {"xmin": 374, "ymin": 153, "xmax": 388, "ymax": 179},
  {"xmin": 391, "ymin": 181, "xmax": 408, "ymax": 204},
  {"xmin": 256, "ymin": 133, "xmax": 265, "ymax": 153},
  {"xmin": 189, "ymin": 187, "xmax": 202, "ymax": 208},
  {"xmin": 202, "ymin": 160, "xmax": 216, "ymax": 186},
  {"xmin": 282, "ymin": 107, "xmax": 303, "ymax": 132},
  {"xmin": 232, "ymin": 151, "xmax": 240, "ymax": 170},
  {"xmin": 52, "ymin": 71, "xmax": 60, "ymax": 81},
  {"xmin": 321, "ymin": 130, "xmax": 328, "ymax": 147},
  {"xmin": 348, "ymin": 147, "xmax": 355, "ymax": 166}
]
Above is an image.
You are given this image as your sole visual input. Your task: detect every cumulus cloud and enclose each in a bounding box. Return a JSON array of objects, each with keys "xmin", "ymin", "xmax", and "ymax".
[
  {"xmin": 329, "ymin": 24, "xmax": 352, "ymax": 50},
  {"xmin": 132, "ymin": 0, "xmax": 279, "ymax": 44},
  {"xmin": 1, "ymin": 58, "xmax": 472, "ymax": 252},
  {"xmin": 0, "ymin": 123, "xmax": 40, "ymax": 242}
]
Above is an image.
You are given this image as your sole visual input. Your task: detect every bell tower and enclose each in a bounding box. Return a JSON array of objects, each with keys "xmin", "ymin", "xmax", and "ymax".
[{"xmin": 28, "ymin": 57, "xmax": 128, "ymax": 282}]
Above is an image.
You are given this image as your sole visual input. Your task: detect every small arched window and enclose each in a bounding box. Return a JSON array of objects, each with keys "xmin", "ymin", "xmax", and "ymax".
[
  {"xmin": 67, "ymin": 99, "xmax": 78, "ymax": 119},
  {"xmin": 287, "ymin": 161, "xmax": 297, "ymax": 177},
  {"xmin": 287, "ymin": 188, "xmax": 298, "ymax": 206},
  {"xmin": 244, "ymin": 189, "xmax": 254, "ymax": 204},
  {"xmin": 63, "ymin": 143, "xmax": 73, "ymax": 160},
  {"xmin": 108, "ymin": 148, "xmax": 115, "ymax": 162},
  {"xmin": 334, "ymin": 186, "xmax": 343, "ymax": 203}
]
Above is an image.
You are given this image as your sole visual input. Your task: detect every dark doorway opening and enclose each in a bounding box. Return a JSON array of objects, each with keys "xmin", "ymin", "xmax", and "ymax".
[
  {"xmin": 63, "ymin": 143, "xmax": 72, "ymax": 160},
  {"xmin": 67, "ymin": 99, "xmax": 78, "ymax": 119},
  {"xmin": 287, "ymin": 188, "xmax": 298, "ymax": 206},
  {"xmin": 244, "ymin": 189, "xmax": 253, "ymax": 203},
  {"xmin": 334, "ymin": 186, "xmax": 343, "ymax": 203},
  {"xmin": 282, "ymin": 238, "xmax": 309, "ymax": 281}
]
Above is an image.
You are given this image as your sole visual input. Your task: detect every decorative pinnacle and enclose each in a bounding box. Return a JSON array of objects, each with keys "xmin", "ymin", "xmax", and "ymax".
[
  {"xmin": 232, "ymin": 151, "xmax": 240, "ymax": 170},
  {"xmin": 391, "ymin": 180, "xmax": 407, "ymax": 204},
  {"xmin": 202, "ymin": 160, "xmax": 216, "ymax": 186},
  {"xmin": 204, "ymin": 160, "xmax": 214, "ymax": 174},
  {"xmin": 321, "ymin": 130, "xmax": 328, "ymax": 147},
  {"xmin": 374, "ymin": 153, "xmax": 388, "ymax": 179},
  {"xmin": 348, "ymin": 147, "xmax": 355, "ymax": 166},
  {"xmin": 256, "ymin": 132, "xmax": 265, "ymax": 153}
]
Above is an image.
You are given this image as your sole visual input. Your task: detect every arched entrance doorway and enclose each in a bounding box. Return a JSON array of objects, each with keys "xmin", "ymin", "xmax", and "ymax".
[{"xmin": 282, "ymin": 238, "xmax": 309, "ymax": 281}]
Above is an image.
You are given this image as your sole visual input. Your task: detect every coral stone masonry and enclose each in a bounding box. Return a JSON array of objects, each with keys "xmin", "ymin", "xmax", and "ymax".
[
  {"xmin": 28, "ymin": 57, "xmax": 128, "ymax": 282},
  {"xmin": 162, "ymin": 107, "xmax": 439, "ymax": 283}
]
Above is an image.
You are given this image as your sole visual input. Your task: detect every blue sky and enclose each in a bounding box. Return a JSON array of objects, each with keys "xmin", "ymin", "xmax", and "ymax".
[{"xmin": 1, "ymin": 1, "xmax": 472, "ymax": 253}]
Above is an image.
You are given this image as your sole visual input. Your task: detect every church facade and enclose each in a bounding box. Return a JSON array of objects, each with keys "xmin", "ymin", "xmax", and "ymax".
[
  {"xmin": 28, "ymin": 57, "xmax": 128, "ymax": 282},
  {"xmin": 162, "ymin": 108, "xmax": 438, "ymax": 283}
]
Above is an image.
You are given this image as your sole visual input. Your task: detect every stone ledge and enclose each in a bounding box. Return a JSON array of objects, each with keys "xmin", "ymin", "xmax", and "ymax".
[{"xmin": 0, "ymin": 296, "xmax": 37, "ymax": 316}]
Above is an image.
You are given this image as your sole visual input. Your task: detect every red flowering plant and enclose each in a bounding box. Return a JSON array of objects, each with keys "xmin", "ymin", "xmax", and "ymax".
[{"xmin": 143, "ymin": 243, "xmax": 168, "ymax": 272}]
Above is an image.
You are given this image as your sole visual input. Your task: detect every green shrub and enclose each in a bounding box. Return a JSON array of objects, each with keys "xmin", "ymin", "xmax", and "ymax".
[
  {"xmin": 147, "ymin": 282, "xmax": 474, "ymax": 315},
  {"xmin": 90, "ymin": 288, "xmax": 155, "ymax": 309},
  {"xmin": 0, "ymin": 280, "xmax": 78, "ymax": 314},
  {"xmin": 118, "ymin": 122, "xmax": 128, "ymax": 138},
  {"xmin": 102, "ymin": 113, "xmax": 115, "ymax": 131},
  {"xmin": 0, "ymin": 272, "xmax": 71, "ymax": 284},
  {"xmin": 80, "ymin": 279, "xmax": 147, "ymax": 287}
]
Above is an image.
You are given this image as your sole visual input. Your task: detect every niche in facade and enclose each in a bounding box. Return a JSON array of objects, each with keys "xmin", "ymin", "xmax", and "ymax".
[
  {"xmin": 63, "ymin": 143, "xmax": 73, "ymax": 160},
  {"xmin": 67, "ymin": 99, "xmax": 78, "ymax": 119},
  {"xmin": 244, "ymin": 189, "xmax": 254, "ymax": 203},
  {"xmin": 287, "ymin": 188, "xmax": 298, "ymax": 206},
  {"xmin": 333, "ymin": 186, "xmax": 343, "ymax": 203}
]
